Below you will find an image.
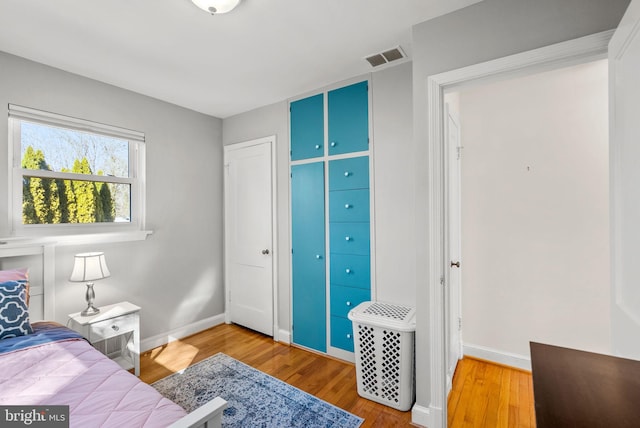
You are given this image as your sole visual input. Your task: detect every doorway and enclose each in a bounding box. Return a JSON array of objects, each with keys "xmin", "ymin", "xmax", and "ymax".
[
  {"xmin": 421, "ymin": 30, "xmax": 614, "ymax": 427},
  {"xmin": 444, "ymin": 58, "xmax": 610, "ymax": 378},
  {"xmin": 223, "ymin": 136, "xmax": 277, "ymax": 337}
]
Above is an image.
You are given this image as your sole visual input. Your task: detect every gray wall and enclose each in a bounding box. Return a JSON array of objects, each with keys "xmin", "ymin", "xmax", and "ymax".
[
  {"xmin": 411, "ymin": 0, "xmax": 630, "ymax": 414},
  {"xmin": 0, "ymin": 51, "xmax": 225, "ymax": 341},
  {"xmin": 222, "ymin": 61, "xmax": 416, "ymax": 341}
]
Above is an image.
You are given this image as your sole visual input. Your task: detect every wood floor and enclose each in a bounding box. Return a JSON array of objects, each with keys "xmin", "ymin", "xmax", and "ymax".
[{"xmin": 139, "ymin": 323, "xmax": 535, "ymax": 427}]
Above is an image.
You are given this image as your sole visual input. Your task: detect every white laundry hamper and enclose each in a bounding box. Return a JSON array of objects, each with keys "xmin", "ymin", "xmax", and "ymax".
[{"xmin": 348, "ymin": 301, "xmax": 416, "ymax": 411}]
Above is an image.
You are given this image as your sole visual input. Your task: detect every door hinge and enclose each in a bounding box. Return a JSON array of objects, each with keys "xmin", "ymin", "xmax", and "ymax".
[
  {"xmin": 440, "ymin": 275, "xmax": 445, "ymax": 286},
  {"xmin": 458, "ymin": 317, "xmax": 462, "ymax": 331},
  {"xmin": 456, "ymin": 146, "xmax": 464, "ymax": 160}
]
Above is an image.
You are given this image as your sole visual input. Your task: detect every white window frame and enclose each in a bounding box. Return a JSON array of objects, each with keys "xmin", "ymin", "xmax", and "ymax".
[{"xmin": 8, "ymin": 105, "xmax": 148, "ymax": 243}]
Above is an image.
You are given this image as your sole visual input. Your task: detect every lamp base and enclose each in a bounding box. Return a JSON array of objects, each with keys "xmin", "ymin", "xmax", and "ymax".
[{"xmin": 81, "ymin": 305, "xmax": 100, "ymax": 317}]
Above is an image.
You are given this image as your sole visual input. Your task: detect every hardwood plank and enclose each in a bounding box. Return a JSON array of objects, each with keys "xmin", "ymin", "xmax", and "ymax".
[
  {"xmin": 447, "ymin": 357, "xmax": 535, "ymax": 428},
  {"xmin": 140, "ymin": 324, "xmax": 413, "ymax": 426},
  {"xmin": 140, "ymin": 324, "xmax": 535, "ymax": 427}
]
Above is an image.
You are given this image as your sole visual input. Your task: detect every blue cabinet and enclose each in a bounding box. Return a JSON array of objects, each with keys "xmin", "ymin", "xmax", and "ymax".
[
  {"xmin": 328, "ymin": 155, "xmax": 370, "ymax": 352},
  {"xmin": 328, "ymin": 81, "xmax": 369, "ymax": 155},
  {"xmin": 290, "ymin": 82, "xmax": 371, "ymax": 357},
  {"xmin": 291, "ymin": 162, "xmax": 326, "ymax": 353},
  {"xmin": 290, "ymin": 94, "xmax": 324, "ymax": 161}
]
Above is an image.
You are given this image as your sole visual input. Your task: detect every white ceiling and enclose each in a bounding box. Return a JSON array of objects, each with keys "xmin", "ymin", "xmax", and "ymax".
[{"xmin": 0, "ymin": 0, "xmax": 480, "ymax": 118}]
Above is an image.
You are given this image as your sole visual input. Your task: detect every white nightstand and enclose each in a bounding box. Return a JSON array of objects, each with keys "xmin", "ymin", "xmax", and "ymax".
[{"xmin": 68, "ymin": 301, "xmax": 141, "ymax": 376}]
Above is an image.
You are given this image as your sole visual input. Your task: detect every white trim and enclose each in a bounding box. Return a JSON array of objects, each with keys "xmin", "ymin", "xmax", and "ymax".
[
  {"xmin": 0, "ymin": 240, "xmax": 56, "ymax": 321},
  {"xmin": 411, "ymin": 404, "xmax": 432, "ymax": 428},
  {"xmin": 463, "ymin": 344, "xmax": 531, "ymax": 371},
  {"xmin": 1, "ymin": 231, "xmax": 152, "ymax": 246},
  {"xmin": 277, "ymin": 328, "xmax": 291, "ymax": 344},
  {"xmin": 8, "ymin": 104, "xmax": 145, "ymax": 142},
  {"xmin": 140, "ymin": 313, "xmax": 225, "ymax": 352},
  {"xmin": 223, "ymin": 136, "xmax": 279, "ymax": 339},
  {"xmin": 423, "ymin": 30, "xmax": 612, "ymax": 428}
]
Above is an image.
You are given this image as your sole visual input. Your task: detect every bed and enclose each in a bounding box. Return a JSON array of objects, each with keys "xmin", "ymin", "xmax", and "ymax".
[{"xmin": 0, "ymin": 241, "xmax": 226, "ymax": 428}]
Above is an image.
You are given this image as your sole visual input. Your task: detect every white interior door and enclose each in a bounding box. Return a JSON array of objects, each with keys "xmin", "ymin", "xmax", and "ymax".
[
  {"xmin": 445, "ymin": 103, "xmax": 462, "ymax": 392},
  {"xmin": 224, "ymin": 138, "xmax": 274, "ymax": 336},
  {"xmin": 609, "ymin": 0, "xmax": 640, "ymax": 360}
]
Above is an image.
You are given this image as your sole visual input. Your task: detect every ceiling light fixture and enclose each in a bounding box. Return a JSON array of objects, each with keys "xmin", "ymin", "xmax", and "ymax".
[{"xmin": 191, "ymin": 0, "xmax": 241, "ymax": 14}]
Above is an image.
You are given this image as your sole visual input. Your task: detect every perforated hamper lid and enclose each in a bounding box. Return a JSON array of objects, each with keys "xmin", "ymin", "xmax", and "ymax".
[{"xmin": 347, "ymin": 301, "xmax": 416, "ymax": 332}]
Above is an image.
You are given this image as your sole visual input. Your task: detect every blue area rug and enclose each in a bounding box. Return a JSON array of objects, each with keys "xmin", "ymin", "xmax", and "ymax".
[{"xmin": 152, "ymin": 353, "xmax": 363, "ymax": 428}]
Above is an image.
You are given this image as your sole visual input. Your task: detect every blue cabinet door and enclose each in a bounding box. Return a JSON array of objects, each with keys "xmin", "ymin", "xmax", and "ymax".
[
  {"xmin": 328, "ymin": 156, "xmax": 369, "ymax": 191},
  {"xmin": 329, "ymin": 189, "xmax": 370, "ymax": 222},
  {"xmin": 330, "ymin": 254, "xmax": 371, "ymax": 289},
  {"xmin": 331, "ymin": 315, "xmax": 355, "ymax": 352},
  {"xmin": 330, "ymin": 285, "xmax": 370, "ymax": 318},
  {"xmin": 291, "ymin": 162, "xmax": 326, "ymax": 352},
  {"xmin": 328, "ymin": 81, "xmax": 369, "ymax": 155},
  {"xmin": 290, "ymin": 94, "xmax": 324, "ymax": 161},
  {"xmin": 329, "ymin": 222, "xmax": 370, "ymax": 256}
]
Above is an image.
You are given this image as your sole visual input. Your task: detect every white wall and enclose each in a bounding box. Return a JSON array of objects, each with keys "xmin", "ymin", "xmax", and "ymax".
[
  {"xmin": 222, "ymin": 62, "xmax": 416, "ymax": 341},
  {"xmin": 411, "ymin": 0, "xmax": 629, "ymax": 418},
  {"xmin": 0, "ymin": 52, "xmax": 225, "ymax": 342},
  {"xmin": 457, "ymin": 60, "xmax": 610, "ymax": 364}
]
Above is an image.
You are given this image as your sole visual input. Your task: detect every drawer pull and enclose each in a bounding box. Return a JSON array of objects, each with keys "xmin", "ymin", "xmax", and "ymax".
[
  {"xmin": 345, "ymin": 204, "xmax": 351, "ymax": 209},
  {"xmin": 346, "ymin": 301, "xmax": 352, "ymax": 306},
  {"xmin": 331, "ymin": 142, "xmax": 337, "ymax": 147},
  {"xmin": 346, "ymin": 333, "xmax": 352, "ymax": 339},
  {"xmin": 345, "ymin": 236, "xmax": 351, "ymax": 241},
  {"xmin": 344, "ymin": 171, "xmax": 350, "ymax": 177},
  {"xmin": 111, "ymin": 325, "xmax": 119, "ymax": 332},
  {"xmin": 345, "ymin": 268, "xmax": 351, "ymax": 274},
  {"xmin": 315, "ymin": 144, "xmax": 321, "ymax": 150},
  {"xmin": 316, "ymin": 254, "xmax": 322, "ymax": 259}
]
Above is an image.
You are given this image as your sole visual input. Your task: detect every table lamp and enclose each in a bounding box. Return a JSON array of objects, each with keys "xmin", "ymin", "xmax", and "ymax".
[{"xmin": 70, "ymin": 252, "xmax": 110, "ymax": 316}]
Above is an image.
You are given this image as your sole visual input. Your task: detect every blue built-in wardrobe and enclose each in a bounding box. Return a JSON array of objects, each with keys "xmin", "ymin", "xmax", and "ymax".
[{"xmin": 290, "ymin": 80, "xmax": 371, "ymax": 359}]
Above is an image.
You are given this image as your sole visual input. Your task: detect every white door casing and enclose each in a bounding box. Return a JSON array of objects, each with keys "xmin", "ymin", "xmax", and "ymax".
[
  {"xmin": 418, "ymin": 31, "xmax": 612, "ymax": 428},
  {"xmin": 444, "ymin": 103, "xmax": 462, "ymax": 393},
  {"xmin": 224, "ymin": 137, "xmax": 276, "ymax": 337},
  {"xmin": 609, "ymin": 0, "xmax": 640, "ymax": 360}
]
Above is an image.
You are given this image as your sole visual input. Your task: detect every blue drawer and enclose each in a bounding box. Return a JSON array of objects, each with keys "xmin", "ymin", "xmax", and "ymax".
[
  {"xmin": 329, "ymin": 156, "xmax": 369, "ymax": 191},
  {"xmin": 329, "ymin": 189, "xmax": 370, "ymax": 222},
  {"xmin": 330, "ymin": 315, "xmax": 355, "ymax": 352},
  {"xmin": 330, "ymin": 285, "xmax": 370, "ymax": 318},
  {"xmin": 330, "ymin": 222, "xmax": 370, "ymax": 255},
  {"xmin": 330, "ymin": 254, "xmax": 370, "ymax": 289}
]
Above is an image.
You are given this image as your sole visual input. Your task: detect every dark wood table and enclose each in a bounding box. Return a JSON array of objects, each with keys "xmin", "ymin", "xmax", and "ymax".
[{"xmin": 530, "ymin": 342, "xmax": 640, "ymax": 427}]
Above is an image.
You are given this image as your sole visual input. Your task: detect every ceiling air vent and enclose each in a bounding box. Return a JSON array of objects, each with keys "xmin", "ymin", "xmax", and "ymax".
[{"xmin": 365, "ymin": 46, "xmax": 407, "ymax": 68}]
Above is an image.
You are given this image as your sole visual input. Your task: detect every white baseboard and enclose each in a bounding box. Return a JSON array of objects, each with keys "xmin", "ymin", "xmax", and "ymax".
[
  {"xmin": 412, "ymin": 403, "xmax": 445, "ymax": 428},
  {"xmin": 463, "ymin": 343, "xmax": 531, "ymax": 371},
  {"xmin": 140, "ymin": 314, "xmax": 226, "ymax": 353},
  {"xmin": 277, "ymin": 328, "xmax": 291, "ymax": 345},
  {"xmin": 411, "ymin": 404, "xmax": 430, "ymax": 427}
]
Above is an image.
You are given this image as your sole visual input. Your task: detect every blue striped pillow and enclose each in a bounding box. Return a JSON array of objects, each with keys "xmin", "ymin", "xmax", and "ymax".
[{"xmin": 0, "ymin": 280, "xmax": 33, "ymax": 340}]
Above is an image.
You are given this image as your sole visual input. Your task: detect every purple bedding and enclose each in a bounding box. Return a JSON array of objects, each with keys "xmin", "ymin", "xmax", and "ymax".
[{"xmin": 0, "ymin": 322, "xmax": 187, "ymax": 427}]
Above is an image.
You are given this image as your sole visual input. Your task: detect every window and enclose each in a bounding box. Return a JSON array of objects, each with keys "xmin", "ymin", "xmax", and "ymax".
[{"xmin": 8, "ymin": 105, "xmax": 145, "ymax": 237}]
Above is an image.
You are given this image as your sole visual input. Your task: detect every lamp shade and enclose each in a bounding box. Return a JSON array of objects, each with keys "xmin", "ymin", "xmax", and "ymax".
[
  {"xmin": 69, "ymin": 252, "xmax": 110, "ymax": 282},
  {"xmin": 191, "ymin": 0, "xmax": 240, "ymax": 14}
]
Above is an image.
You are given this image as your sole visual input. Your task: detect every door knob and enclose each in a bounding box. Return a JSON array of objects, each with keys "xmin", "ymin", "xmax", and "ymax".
[
  {"xmin": 451, "ymin": 261, "xmax": 460, "ymax": 268},
  {"xmin": 262, "ymin": 249, "xmax": 270, "ymax": 255}
]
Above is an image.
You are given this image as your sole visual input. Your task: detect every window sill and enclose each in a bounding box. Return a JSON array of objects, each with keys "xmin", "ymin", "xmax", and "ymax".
[{"xmin": 0, "ymin": 230, "xmax": 153, "ymax": 247}]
